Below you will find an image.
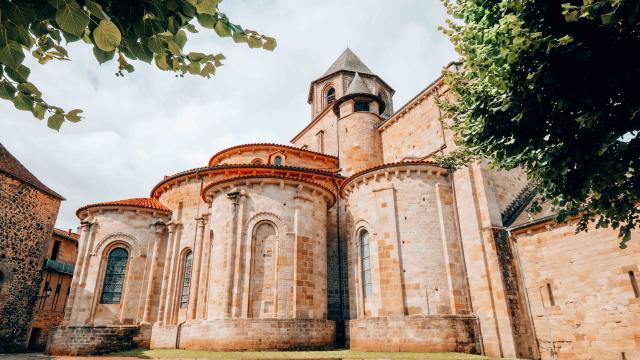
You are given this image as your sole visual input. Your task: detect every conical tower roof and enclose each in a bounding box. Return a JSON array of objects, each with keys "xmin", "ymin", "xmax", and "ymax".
[
  {"xmin": 345, "ymin": 72, "xmax": 372, "ymax": 95},
  {"xmin": 322, "ymin": 48, "xmax": 374, "ymax": 77}
]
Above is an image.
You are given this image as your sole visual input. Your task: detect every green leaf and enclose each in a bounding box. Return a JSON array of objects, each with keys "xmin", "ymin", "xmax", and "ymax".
[
  {"xmin": 201, "ymin": 62, "xmax": 215, "ymax": 78},
  {"xmin": 263, "ymin": 36, "xmax": 276, "ymax": 51},
  {"xmin": 17, "ymin": 82, "xmax": 42, "ymax": 97},
  {"xmin": 187, "ymin": 61, "xmax": 200, "ymax": 75},
  {"xmin": 167, "ymin": 41, "xmax": 181, "ymax": 55},
  {"xmin": 93, "ymin": 46, "xmax": 115, "ymax": 64},
  {"xmin": 185, "ymin": 24, "xmax": 198, "ymax": 33},
  {"xmin": 0, "ymin": 80, "xmax": 17, "ymax": 100},
  {"xmin": 174, "ymin": 30, "xmax": 187, "ymax": 48},
  {"xmin": 232, "ymin": 31, "xmax": 248, "ymax": 43},
  {"xmin": 195, "ymin": 0, "xmax": 219, "ymax": 15},
  {"xmin": 32, "ymin": 103, "xmax": 47, "ymax": 120},
  {"xmin": 47, "ymin": 113, "xmax": 65, "ymax": 131},
  {"xmin": 197, "ymin": 14, "xmax": 216, "ymax": 29},
  {"xmin": 601, "ymin": 13, "xmax": 614, "ymax": 25},
  {"xmin": 214, "ymin": 20, "xmax": 231, "ymax": 37},
  {"xmin": 187, "ymin": 52, "xmax": 206, "ymax": 61},
  {"xmin": 85, "ymin": 0, "xmax": 108, "ymax": 20},
  {"xmin": 4, "ymin": 64, "xmax": 30, "ymax": 83},
  {"xmin": 146, "ymin": 36, "xmax": 164, "ymax": 53},
  {"xmin": 247, "ymin": 35, "xmax": 262, "ymax": 48},
  {"xmin": 65, "ymin": 109, "xmax": 83, "ymax": 122},
  {"xmin": 55, "ymin": 0, "xmax": 90, "ymax": 37},
  {"xmin": 0, "ymin": 41, "xmax": 26, "ymax": 69},
  {"xmin": 564, "ymin": 10, "xmax": 579, "ymax": 22},
  {"xmin": 154, "ymin": 54, "xmax": 169, "ymax": 70},
  {"xmin": 93, "ymin": 20, "xmax": 122, "ymax": 52},
  {"xmin": 14, "ymin": 93, "xmax": 34, "ymax": 111}
]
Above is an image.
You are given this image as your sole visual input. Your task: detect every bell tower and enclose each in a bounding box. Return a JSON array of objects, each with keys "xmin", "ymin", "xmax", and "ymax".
[
  {"xmin": 333, "ymin": 72, "xmax": 385, "ymax": 176},
  {"xmin": 307, "ymin": 48, "xmax": 395, "ymax": 119}
]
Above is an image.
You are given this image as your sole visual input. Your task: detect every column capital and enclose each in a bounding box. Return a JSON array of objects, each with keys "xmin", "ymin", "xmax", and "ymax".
[{"xmin": 151, "ymin": 221, "xmax": 167, "ymax": 234}]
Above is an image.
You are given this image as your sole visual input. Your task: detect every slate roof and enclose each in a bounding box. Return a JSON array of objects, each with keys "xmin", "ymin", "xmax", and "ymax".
[
  {"xmin": 322, "ymin": 48, "xmax": 375, "ymax": 78},
  {"xmin": 0, "ymin": 143, "xmax": 64, "ymax": 199},
  {"xmin": 345, "ymin": 72, "xmax": 372, "ymax": 95}
]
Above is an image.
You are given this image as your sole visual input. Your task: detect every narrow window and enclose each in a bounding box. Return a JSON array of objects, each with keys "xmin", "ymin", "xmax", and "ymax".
[
  {"xmin": 354, "ymin": 101, "xmax": 369, "ymax": 112},
  {"xmin": 546, "ymin": 283, "xmax": 555, "ymax": 306},
  {"xmin": 316, "ymin": 130, "xmax": 325, "ymax": 153},
  {"xmin": 326, "ymin": 87, "xmax": 335, "ymax": 105},
  {"xmin": 0, "ymin": 271, "xmax": 4, "ymax": 290},
  {"xmin": 51, "ymin": 240, "xmax": 61, "ymax": 260},
  {"xmin": 360, "ymin": 230, "xmax": 372, "ymax": 298},
  {"xmin": 273, "ymin": 155, "xmax": 283, "ymax": 166},
  {"xmin": 378, "ymin": 91, "xmax": 387, "ymax": 115},
  {"xmin": 99, "ymin": 247, "xmax": 129, "ymax": 304},
  {"xmin": 179, "ymin": 251, "xmax": 193, "ymax": 308},
  {"xmin": 629, "ymin": 271, "xmax": 640, "ymax": 298}
]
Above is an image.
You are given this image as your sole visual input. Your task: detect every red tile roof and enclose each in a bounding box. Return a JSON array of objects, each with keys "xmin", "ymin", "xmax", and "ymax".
[
  {"xmin": 53, "ymin": 228, "xmax": 80, "ymax": 241},
  {"xmin": 208, "ymin": 143, "xmax": 338, "ymax": 166},
  {"xmin": 0, "ymin": 143, "xmax": 64, "ymax": 199},
  {"xmin": 76, "ymin": 197, "xmax": 171, "ymax": 217}
]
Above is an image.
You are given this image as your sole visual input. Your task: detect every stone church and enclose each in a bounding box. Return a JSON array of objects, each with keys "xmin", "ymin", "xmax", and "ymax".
[{"xmin": 48, "ymin": 49, "xmax": 640, "ymax": 360}]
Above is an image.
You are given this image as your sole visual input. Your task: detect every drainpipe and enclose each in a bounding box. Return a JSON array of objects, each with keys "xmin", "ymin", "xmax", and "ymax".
[
  {"xmin": 175, "ymin": 320, "xmax": 186, "ymax": 349},
  {"xmin": 331, "ymin": 172, "xmax": 346, "ymax": 347}
]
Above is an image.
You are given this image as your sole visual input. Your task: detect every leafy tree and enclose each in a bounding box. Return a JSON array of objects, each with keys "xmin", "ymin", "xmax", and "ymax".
[
  {"xmin": 440, "ymin": 0, "xmax": 640, "ymax": 246},
  {"xmin": 0, "ymin": 0, "xmax": 275, "ymax": 130}
]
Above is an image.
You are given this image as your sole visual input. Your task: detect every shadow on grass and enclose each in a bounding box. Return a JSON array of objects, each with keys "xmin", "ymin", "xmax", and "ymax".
[{"xmin": 105, "ymin": 348, "xmax": 496, "ymax": 360}]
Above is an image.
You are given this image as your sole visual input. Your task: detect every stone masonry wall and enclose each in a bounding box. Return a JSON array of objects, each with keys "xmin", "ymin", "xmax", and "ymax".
[
  {"xmin": 513, "ymin": 223, "xmax": 640, "ymax": 360},
  {"xmin": 0, "ymin": 172, "xmax": 61, "ymax": 352},
  {"xmin": 347, "ymin": 315, "xmax": 480, "ymax": 353},
  {"xmin": 46, "ymin": 324, "xmax": 150, "ymax": 355}
]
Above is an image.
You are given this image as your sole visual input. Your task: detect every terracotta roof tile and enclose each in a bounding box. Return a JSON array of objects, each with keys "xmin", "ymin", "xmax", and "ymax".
[
  {"xmin": 76, "ymin": 197, "xmax": 170, "ymax": 218},
  {"xmin": 208, "ymin": 143, "xmax": 338, "ymax": 166},
  {"xmin": 53, "ymin": 228, "xmax": 80, "ymax": 241}
]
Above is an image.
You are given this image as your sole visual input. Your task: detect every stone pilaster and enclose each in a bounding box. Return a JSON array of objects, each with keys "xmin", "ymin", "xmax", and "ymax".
[
  {"xmin": 63, "ymin": 220, "xmax": 92, "ymax": 323},
  {"xmin": 142, "ymin": 221, "xmax": 166, "ymax": 324},
  {"xmin": 156, "ymin": 222, "xmax": 177, "ymax": 324}
]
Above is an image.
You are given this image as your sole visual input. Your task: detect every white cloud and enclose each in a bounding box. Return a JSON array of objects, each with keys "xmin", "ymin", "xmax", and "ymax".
[{"xmin": 0, "ymin": 0, "xmax": 456, "ymax": 230}]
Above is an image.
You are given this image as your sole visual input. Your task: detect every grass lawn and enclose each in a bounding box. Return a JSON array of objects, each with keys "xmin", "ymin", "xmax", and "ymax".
[{"xmin": 107, "ymin": 348, "xmax": 497, "ymax": 359}]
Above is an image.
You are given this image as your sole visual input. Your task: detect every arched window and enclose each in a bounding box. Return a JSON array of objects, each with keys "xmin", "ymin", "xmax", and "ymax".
[
  {"xmin": 100, "ymin": 247, "xmax": 129, "ymax": 304},
  {"xmin": 273, "ymin": 155, "xmax": 283, "ymax": 166},
  {"xmin": 179, "ymin": 250, "xmax": 193, "ymax": 308},
  {"xmin": 251, "ymin": 158, "xmax": 264, "ymax": 165},
  {"xmin": 360, "ymin": 230, "xmax": 372, "ymax": 298},
  {"xmin": 325, "ymin": 87, "xmax": 336, "ymax": 106}
]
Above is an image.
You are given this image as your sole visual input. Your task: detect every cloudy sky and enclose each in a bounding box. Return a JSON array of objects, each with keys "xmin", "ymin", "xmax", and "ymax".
[{"xmin": 0, "ymin": 0, "xmax": 456, "ymax": 230}]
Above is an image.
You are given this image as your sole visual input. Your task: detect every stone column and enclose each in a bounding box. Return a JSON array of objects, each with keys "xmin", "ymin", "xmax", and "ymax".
[
  {"xmin": 156, "ymin": 222, "xmax": 177, "ymax": 324},
  {"xmin": 188, "ymin": 215, "xmax": 207, "ymax": 320},
  {"xmin": 223, "ymin": 190, "xmax": 244, "ymax": 317},
  {"xmin": 142, "ymin": 222, "xmax": 166, "ymax": 324},
  {"xmin": 164, "ymin": 224, "xmax": 183, "ymax": 324},
  {"xmin": 63, "ymin": 220, "xmax": 91, "ymax": 323}
]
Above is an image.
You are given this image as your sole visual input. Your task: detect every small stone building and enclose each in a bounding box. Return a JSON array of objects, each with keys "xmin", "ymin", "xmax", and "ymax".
[
  {"xmin": 0, "ymin": 143, "xmax": 64, "ymax": 352},
  {"xmin": 26, "ymin": 228, "xmax": 79, "ymax": 351},
  {"xmin": 48, "ymin": 49, "xmax": 640, "ymax": 360}
]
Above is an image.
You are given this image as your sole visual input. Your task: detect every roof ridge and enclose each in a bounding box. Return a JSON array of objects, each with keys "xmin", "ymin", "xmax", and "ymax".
[
  {"xmin": 321, "ymin": 48, "xmax": 375, "ymax": 78},
  {"xmin": 0, "ymin": 143, "xmax": 64, "ymax": 199}
]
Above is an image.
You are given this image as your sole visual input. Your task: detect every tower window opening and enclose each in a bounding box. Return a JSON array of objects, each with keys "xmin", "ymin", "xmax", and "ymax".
[
  {"xmin": 326, "ymin": 88, "xmax": 336, "ymax": 105},
  {"xmin": 629, "ymin": 271, "xmax": 640, "ymax": 298},
  {"xmin": 546, "ymin": 283, "xmax": 555, "ymax": 306},
  {"xmin": 355, "ymin": 101, "xmax": 369, "ymax": 112}
]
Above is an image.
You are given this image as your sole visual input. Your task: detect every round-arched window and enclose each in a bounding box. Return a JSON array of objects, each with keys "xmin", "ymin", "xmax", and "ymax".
[
  {"xmin": 360, "ymin": 230, "xmax": 372, "ymax": 298},
  {"xmin": 100, "ymin": 247, "xmax": 129, "ymax": 304},
  {"xmin": 251, "ymin": 158, "xmax": 264, "ymax": 165},
  {"xmin": 326, "ymin": 88, "xmax": 336, "ymax": 106},
  {"xmin": 179, "ymin": 250, "xmax": 193, "ymax": 308},
  {"xmin": 273, "ymin": 155, "xmax": 283, "ymax": 166}
]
